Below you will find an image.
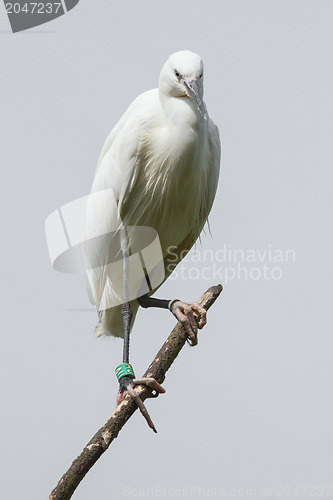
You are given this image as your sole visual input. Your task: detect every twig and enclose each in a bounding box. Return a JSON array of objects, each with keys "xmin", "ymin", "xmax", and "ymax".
[{"xmin": 49, "ymin": 284, "xmax": 223, "ymax": 500}]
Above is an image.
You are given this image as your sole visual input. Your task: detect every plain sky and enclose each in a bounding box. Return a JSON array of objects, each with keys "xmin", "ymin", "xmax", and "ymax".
[{"xmin": 1, "ymin": 1, "xmax": 332, "ymax": 499}]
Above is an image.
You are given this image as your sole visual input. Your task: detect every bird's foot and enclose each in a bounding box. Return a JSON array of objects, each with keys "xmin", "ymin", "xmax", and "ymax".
[
  {"xmin": 117, "ymin": 376, "xmax": 165, "ymax": 433},
  {"xmin": 169, "ymin": 300, "xmax": 207, "ymax": 346}
]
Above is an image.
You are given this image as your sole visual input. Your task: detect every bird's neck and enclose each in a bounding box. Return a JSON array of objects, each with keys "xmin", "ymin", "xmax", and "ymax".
[
  {"xmin": 151, "ymin": 93, "xmax": 209, "ymax": 177},
  {"xmin": 160, "ymin": 93, "xmax": 207, "ymax": 136}
]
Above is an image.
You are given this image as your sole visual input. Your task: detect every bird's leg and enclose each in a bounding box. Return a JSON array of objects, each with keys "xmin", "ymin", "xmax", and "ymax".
[
  {"xmin": 138, "ymin": 295, "xmax": 207, "ymax": 346},
  {"xmin": 117, "ymin": 228, "xmax": 165, "ymax": 432}
]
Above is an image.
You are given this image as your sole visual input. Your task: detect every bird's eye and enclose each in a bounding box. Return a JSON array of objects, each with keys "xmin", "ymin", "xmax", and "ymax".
[
  {"xmin": 199, "ymin": 73, "xmax": 203, "ymax": 78},
  {"xmin": 175, "ymin": 70, "xmax": 180, "ymax": 78}
]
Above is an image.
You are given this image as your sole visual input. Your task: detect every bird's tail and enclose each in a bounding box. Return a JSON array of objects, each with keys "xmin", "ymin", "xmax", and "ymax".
[
  {"xmin": 94, "ymin": 301, "xmax": 139, "ymax": 339},
  {"xmin": 94, "ymin": 320, "xmax": 106, "ymax": 338}
]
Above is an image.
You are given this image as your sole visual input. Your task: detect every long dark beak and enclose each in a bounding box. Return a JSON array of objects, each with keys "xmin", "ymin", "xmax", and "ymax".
[{"xmin": 183, "ymin": 78, "xmax": 207, "ymax": 120}]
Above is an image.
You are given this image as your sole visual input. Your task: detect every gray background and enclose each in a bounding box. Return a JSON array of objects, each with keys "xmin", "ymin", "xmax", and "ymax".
[{"xmin": 1, "ymin": 1, "xmax": 332, "ymax": 499}]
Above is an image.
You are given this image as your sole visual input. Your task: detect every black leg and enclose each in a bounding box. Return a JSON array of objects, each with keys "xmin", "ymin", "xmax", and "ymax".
[
  {"xmin": 117, "ymin": 228, "xmax": 165, "ymax": 432},
  {"xmin": 121, "ymin": 300, "xmax": 132, "ymax": 364},
  {"xmin": 120, "ymin": 230, "xmax": 134, "ymax": 393},
  {"xmin": 121, "ymin": 228, "xmax": 131, "ymax": 363},
  {"xmin": 137, "ymin": 294, "xmax": 171, "ymax": 310}
]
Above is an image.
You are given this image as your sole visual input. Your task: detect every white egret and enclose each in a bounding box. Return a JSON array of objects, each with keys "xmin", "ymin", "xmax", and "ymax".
[{"xmin": 85, "ymin": 50, "xmax": 221, "ymax": 431}]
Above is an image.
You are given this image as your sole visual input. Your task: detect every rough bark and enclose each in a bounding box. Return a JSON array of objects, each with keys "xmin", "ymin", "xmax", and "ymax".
[{"xmin": 49, "ymin": 284, "xmax": 223, "ymax": 500}]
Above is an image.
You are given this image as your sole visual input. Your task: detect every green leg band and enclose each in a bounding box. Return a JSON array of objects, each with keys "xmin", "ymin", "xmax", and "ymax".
[{"xmin": 115, "ymin": 363, "xmax": 135, "ymax": 381}]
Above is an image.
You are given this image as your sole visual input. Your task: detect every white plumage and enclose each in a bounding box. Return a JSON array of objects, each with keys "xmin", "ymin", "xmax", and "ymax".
[{"xmin": 85, "ymin": 50, "xmax": 221, "ymax": 338}]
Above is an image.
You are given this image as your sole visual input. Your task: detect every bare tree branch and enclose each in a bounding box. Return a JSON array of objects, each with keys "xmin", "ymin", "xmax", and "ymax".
[{"xmin": 49, "ymin": 284, "xmax": 223, "ymax": 500}]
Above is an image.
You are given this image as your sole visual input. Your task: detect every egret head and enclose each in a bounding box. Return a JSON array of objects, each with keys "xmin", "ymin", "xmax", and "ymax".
[{"xmin": 159, "ymin": 50, "xmax": 207, "ymax": 119}]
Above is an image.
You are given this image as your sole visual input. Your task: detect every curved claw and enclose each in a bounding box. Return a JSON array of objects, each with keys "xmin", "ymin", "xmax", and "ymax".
[
  {"xmin": 132, "ymin": 378, "xmax": 166, "ymax": 398},
  {"xmin": 117, "ymin": 377, "xmax": 166, "ymax": 433},
  {"xmin": 170, "ymin": 301, "xmax": 207, "ymax": 346},
  {"xmin": 126, "ymin": 384, "xmax": 158, "ymax": 433}
]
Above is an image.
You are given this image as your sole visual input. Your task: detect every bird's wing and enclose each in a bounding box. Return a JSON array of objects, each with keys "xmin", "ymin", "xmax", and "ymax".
[
  {"xmin": 160, "ymin": 117, "xmax": 221, "ymax": 285},
  {"xmin": 205, "ymin": 117, "xmax": 221, "ymax": 227},
  {"xmin": 92, "ymin": 89, "xmax": 161, "ymax": 203},
  {"xmin": 85, "ymin": 89, "xmax": 162, "ymax": 308}
]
